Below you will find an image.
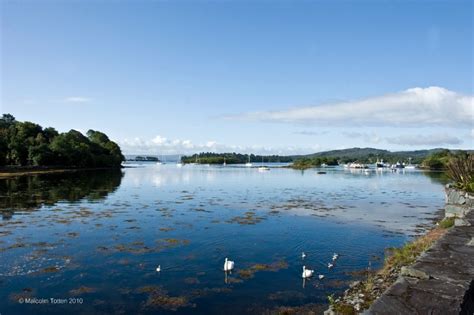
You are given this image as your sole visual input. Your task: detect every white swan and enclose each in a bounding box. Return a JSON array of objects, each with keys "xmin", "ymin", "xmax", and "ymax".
[
  {"xmin": 301, "ymin": 252, "xmax": 306, "ymax": 259},
  {"xmin": 319, "ymin": 274, "xmax": 325, "ymax": 280},
  {"xmin": 328, "ymin": 263, "xmax": 333, "ymax": 269},
  {"xmin": 332, "ymin": 253, "xmax": 339, "ymax": 261},
  {"xmin": 302, "ymin": 266, "xmax": 314, "ymax": 278},
  {"xmin": 224, "ymin": 257, "xmax": 234, "ymax": 272},
  {"xmin": 156, "ymin": 265, "xmax": 161, "ymax": 272}
]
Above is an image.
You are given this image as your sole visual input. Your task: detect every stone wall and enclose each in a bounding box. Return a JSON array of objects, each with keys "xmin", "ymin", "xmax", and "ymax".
[
  {"xmin": 367, "ymin": 187, "xmax": 474, "ymax": 314},
  {"xmin": 445, "ymin": 184, "xmax": 474, "ymax": 226}
]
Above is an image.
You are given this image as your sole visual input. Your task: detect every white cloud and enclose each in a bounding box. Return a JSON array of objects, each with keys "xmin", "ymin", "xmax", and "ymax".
[
  {"xmin": 342, "ymin": 131, "xmax": 382, "ymax": 144},
  {"xmin": 119, "ymin": 135, "xmax": 320, "ymax": 155},
  {"xmin": 64, "ymin": 96, "xmax": 91, "ymax": 103},
  {"xmin": 385, "ymin": 133, "xmax": 462, "ymax": 146},
  {"xmin": 294, "ymin": 130, "xmax": 330, "ymax": 136},
  {"xmin": 226, "ymin": 87, "xmax": 473, "ymax": 128}
]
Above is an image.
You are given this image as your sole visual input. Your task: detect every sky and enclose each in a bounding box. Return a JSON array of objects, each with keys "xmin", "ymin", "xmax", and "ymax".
[{"xmin": 1, "ymin": 0, "xmax": 473, "ymax": 155}]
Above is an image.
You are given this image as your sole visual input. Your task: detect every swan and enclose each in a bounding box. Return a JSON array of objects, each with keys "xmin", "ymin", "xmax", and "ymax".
[
  {"xmin": 328, "ymin": 263, "xmax": 333, "ymax": 269},
  {"xmin": 301, "ymin": 252, "xmax": 306, "ymax": 259},
  {"xmin": 319, "ymin": 274, "xmax": 325, "ymax": 280},
  {"xmin": 302, "ymin": 266, "xmax": 314, "ymax": 278},
  {"xmin": 156, "ymin": 265, "xmax": 161, "ymax": 272},
  {"xmin": 332, "ymin": 253, "xmax": 339, "ymax": 261},
  {"xmin": 224, "ymin": 257, "xmax": 234, "ymax": 272}
]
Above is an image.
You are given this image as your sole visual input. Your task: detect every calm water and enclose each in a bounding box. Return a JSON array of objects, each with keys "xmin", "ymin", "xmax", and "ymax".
[{"xmin": 0, "ymin": 164, "xmax": 447, "ymax": 314}]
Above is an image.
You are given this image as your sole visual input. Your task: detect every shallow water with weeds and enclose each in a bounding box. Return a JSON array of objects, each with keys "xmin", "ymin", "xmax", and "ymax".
[{"xmin": 0, "ymin": 164, "xmax": 446, "ymax": 314}]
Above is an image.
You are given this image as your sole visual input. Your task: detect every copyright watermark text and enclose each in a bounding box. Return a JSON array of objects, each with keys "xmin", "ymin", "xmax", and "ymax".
[{"xmin": 18, "ymin": 297, "xmax": 84, "ymax": 305}]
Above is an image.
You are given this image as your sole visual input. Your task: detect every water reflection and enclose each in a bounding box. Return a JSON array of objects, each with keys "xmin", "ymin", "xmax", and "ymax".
[
  {"xmin": 0, "ymin": 169, "xmax": 123, "ymax": 219},
  {"xmin": 0, "ymin": 164, "xmax": 447, "ymax": 314}
]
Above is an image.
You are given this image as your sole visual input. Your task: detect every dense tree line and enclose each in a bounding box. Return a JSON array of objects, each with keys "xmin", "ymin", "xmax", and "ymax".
[
  {"xmin": 421, "ymin": 149, "xmax": 471, "ymax": 170},
  {"xmin": 291, "ymin": 157, "xmax": 339, "ymax": 170},
  {"xmin": 0, "ymin": 114, "xmax": 124, "ymax": 168},
  {"xmin": 181, "ymin": 152, "xmax": 293, "ymax": 164}
]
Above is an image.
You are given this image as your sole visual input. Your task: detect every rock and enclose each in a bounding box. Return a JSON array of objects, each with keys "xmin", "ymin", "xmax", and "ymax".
[
  {"xmin": 400, "ymin": 266, "xmax": 430, "ymax": 280},
  {"xmin": 445, "ymin": 205, "xmax": 468, "ymax": 218},
  {"xmin": 467, "ymin": 237, "xmax": 474, "ymax": 246},
  {"xmin": 323, "ymin": 307, "xmax": 336, "ymax": 315},
  {"xmin": 454, "ymin": 218, "xmax": 471, "ymax": 226}
]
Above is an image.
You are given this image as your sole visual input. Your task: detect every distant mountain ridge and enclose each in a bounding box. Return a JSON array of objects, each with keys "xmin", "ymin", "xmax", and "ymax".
[
  {"xmin": 127, "ymin": 148, "xmax": 469, "ymax": 164},
  {"xmin": 297, "ymin": 147, "xmax": 446, "ymax": 160}
]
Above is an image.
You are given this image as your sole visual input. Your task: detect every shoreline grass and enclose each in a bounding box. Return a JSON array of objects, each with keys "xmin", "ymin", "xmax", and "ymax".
[{"xmin": 330, "ymin": 223, "xmax": 450, "ymax": 314}]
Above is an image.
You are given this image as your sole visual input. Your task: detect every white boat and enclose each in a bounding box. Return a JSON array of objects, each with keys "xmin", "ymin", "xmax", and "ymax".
[
  {"xmin": 375, "ymin": 159, "xmax": 388, "ymax": 168},
  {"xmin": 223, "ymin": 157, "xmax": 227, "ymax": 166},
  {"xmin": 176, "ymin": 156, "xmax": 183, "ymax": 168},
  {"xmin": 348, "ymin": 162, "xmax": 368, "ymax": 169},
  {"xmin": 245, "ymin": 155, "xmax": 253, "ymax": 167},
  {"xmin": 258, "ymin": 156, "xmax": 270, "ymax": 171},
  {"xmin": 393, "ymin": 161, "xmax": 404, "ymax": 169},
  {"xmin": 405, "ymin": 157, "xmax": 416, "ymax": 169}
]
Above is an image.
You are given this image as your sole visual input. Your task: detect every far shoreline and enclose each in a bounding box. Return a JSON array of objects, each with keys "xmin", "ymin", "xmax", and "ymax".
[{"xmin": 0, "ymin": 166, "xmax": 123, "ymax": 178}]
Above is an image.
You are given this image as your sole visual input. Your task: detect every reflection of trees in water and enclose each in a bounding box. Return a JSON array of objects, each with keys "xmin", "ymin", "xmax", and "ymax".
[
  {"xmin": 422, "ymin": 170, "xmax": 450, "ymax": 186},
  {"xmin": 0, "ymin": 169, "xmax": 123, "ymax": 219}
]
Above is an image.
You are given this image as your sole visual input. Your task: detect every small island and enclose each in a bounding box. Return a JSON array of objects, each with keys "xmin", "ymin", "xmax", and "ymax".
[
  {"xmin": 181, "ymin": 152, "xmax": 292, "ymax": 164},
  {"xmin": 0, "ymin": 114, "xmax": 124, "ymax": 176}
]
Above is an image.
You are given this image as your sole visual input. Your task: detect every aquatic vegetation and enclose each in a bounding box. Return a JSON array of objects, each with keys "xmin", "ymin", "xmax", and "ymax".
[
  {"xmin": 138, "ymin": 285, "xmax": 195, "ymax": 311},
  {"xmin": 69, "ymin": 286, "xmax": 96, "ymax": 295},
  {"xmin": 0, "ymin": 162, "xmax": 447, "ymax": 314},
  {"xmin": 237, "ymin": 269, "xmax": 254, "ymax": 279},
  {"xmin": 42, "ymin": 266, "xmax": 60, "ymax": 273},
  {"xmin": 184, "ymin": 277, "xmax": 200, "ymax": 284},
  {"xmin": 238, "ymin": 260, "xmax": 289, "ymax": 280},
  {"xmin": 264, "ymin": 302, "xmax": 325, "ymax": 314},
  {"xmin": 160, "ymin": 238, "xmax": 190, "ymax": 245},
  {"xmin": 268, "ymin": 290, "xmax": 305, "ymax": 302},
  {"xmin": 159, "ymin": 227, "xmax": 175, "ymax": 232},
  {"xmin": 9, "ymin": 288, "xmax": 35, "ymax": 302},
  {"xmin": 227, "ymin": 211, "xmax": 266, "ymax": 225}
]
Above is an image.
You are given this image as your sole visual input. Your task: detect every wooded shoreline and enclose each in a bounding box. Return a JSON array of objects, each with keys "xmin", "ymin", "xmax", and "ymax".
[{"xmin": 0, "ymin": 166, "xmax": 123, "ymax": 178}]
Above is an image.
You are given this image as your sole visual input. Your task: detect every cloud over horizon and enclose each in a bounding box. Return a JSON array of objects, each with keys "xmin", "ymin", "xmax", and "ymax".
[
  {"xmin": 118, "ymin": 135, "xmax": 321, "ymax": 155},
  {"xmin": 385, "ymin": 133, "xmax": 463, "ymax": 146},
  {"xmin": 225, "ymin": 87, "xmax": 473, "ymax": 128},
  {"xmin": 64, "ymin": 96, "xmax": 91, "ymax": 103}
]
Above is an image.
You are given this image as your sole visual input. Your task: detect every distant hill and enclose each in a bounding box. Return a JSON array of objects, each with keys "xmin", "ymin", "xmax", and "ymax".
[
  {"xmin": 125, "ymin": 154, "xmax": 182, "ymax": 162},
  {"xmin": 292, "ymin": 147, "xmax": 450, "ymax": 164},
  {"xmin": 127, "ymin": 147, "xmax": 470, "ymax": 165}
]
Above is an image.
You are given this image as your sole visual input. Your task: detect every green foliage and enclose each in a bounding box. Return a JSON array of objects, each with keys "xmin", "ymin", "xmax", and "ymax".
[
  {"xmin": 439, "ymin": 217, "xmax": 455, "ymax": 229},
  {"xmin": 0, "ymin": 114, "xmax": 124, "ymax": 168},
  {"xmin": 291, "ymin": 156, "xmax": 338, "ymax": 169},
  {"xmin": 421, "ymin": 149, "xmax": 452, "ymax": 170},
  {"xmin": 446, "ymin": 153, "xmax": 474, "ymax": 192},
  {"xmin": 181, "ymin": 152, "xmax": 292, "ymax": 164}
]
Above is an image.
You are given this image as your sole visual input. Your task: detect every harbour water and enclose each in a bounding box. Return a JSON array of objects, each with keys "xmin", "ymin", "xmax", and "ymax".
[{"xmin": 0, "ymin": 164, "xmax": 447, "ymax": 314}]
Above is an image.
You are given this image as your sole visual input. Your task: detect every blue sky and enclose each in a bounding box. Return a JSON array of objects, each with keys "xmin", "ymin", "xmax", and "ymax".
[{"xmin": 1, "ymin": 0, "xmax": 473, "ymax": 154}]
